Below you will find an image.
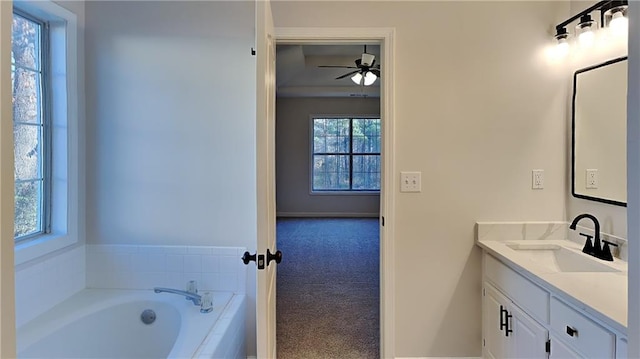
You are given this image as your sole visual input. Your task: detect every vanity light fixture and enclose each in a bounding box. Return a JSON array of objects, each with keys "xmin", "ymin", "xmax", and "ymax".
[
  {"xmin": 553, "ymin": 0, "xmax": 628, "ymax": 50},
  {"xmin": 604, "ymin": 1, "xmax": 628, "ymax": 37},
  {"xmin": 554, "ymin": 27, "xmax": 570, "ymax": 55},
  {"xmin": 577, "ymin": 14, "xmax": 596, "ymax": 46}
]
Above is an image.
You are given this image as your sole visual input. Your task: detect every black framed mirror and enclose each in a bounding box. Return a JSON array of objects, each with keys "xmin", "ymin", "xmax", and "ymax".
[{"xmin": 572, "ymin": 56, "xmax": 627, "ymax": 207}]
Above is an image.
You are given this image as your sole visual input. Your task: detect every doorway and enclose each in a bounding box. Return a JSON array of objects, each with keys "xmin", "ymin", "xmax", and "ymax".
[{"xmin": 272, "ymin": 35, "xmax": 391, "ymax": 358}]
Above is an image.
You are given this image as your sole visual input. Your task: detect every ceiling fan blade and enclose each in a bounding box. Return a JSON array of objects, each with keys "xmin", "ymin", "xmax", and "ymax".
[
  {"xmin": 318, "ymin": 65, "xmax": 358, "ymax": 69},
  {"xmin": 369, "ymin": 69, "xmax": 380, "ymax": 77},
  {"xmin": 335, "ymin": 70, "xmax": 361, "ymax": 80}
]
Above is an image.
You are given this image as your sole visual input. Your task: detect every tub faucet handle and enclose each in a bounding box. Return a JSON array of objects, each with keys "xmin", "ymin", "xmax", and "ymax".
[
  {"xmin": 200, "ymin": 292, "xmax": 213, "ymax": 313},
  {"xmin": 186, "ymin": 280, "xmax": 198, "ymax": 295}
]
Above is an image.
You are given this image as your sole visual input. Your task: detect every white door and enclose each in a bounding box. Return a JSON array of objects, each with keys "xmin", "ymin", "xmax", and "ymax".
[
  {"xmin": 510, "ymin": 304, "xmax": 548, "ymax": 358},
  {"xmin": 255, "ymin": 0, "xmax": 277, "ymax": 357},
  {"xmin": 483, "ymin": 283, "xmax": 509, "ymax": 359}
]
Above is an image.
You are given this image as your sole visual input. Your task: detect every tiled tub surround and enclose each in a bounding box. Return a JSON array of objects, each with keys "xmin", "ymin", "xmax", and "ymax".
[
  {"xmin": 87, "ymin": 245, "xmax": 247, "ymax": 293},
  {"xmin": 476, "ymin": 221, "xmax": 628, "ymax": 335},
  {"xmin": 15, "ymin": 245, "xmax": 86, "ymax": 327}
]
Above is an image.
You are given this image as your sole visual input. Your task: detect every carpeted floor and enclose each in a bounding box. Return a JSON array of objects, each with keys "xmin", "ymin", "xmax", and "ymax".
[{"xmin": 276, "ymin": 217, "xmax": 380, "ymax": 359}]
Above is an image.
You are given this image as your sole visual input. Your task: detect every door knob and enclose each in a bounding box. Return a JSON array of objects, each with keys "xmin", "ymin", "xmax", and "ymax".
[
  {"xmin": 242, "ymin": 251, "xmax": 257, "ymax": 265},
  {"xmin": 267, "ymin": 249, "xmax": 282, "ymax": 266}
]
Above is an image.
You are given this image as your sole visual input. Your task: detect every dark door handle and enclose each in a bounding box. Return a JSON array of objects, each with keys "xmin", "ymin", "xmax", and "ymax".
[
  {"xmin": 499, "ymin": 305, "xmax": 507, "ymax": 331},
  {"xmin": 566, "ymin": 326, "xmax": 578, "ymax": 337},
  {"xmin": 242, "ymin": 251, "xmax": 257, "ymax": 265},
  {"xmin": 267, "ymin": 249, "xmax": 282, "ymax": 266},
  {"xmin": 505, "ymin": 312, "xmax": 513, "ymax": 337}
]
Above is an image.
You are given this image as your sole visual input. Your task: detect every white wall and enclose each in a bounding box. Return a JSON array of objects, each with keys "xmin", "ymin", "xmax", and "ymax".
[
  {"xmin": 276, "ymin": 97, "xmax": 380, "ymax": 217},
  {"xmin": 85, "ymin": 1, "xmax": 257, "ymax": 249},
  {"xmin": 273, "ymin": 1, "xmax": 569, "ymax": 356}
]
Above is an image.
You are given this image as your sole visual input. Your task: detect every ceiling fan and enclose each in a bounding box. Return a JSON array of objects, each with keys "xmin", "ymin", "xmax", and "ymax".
[{"xmin": 318, "ymin": 45, "xmax": 380, "ymax": 86}]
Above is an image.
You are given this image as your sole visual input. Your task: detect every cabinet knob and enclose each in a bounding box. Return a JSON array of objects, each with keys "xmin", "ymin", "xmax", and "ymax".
[{"xmin": 566, "ymin": 326, "xmax": 578, "ymax": 337}]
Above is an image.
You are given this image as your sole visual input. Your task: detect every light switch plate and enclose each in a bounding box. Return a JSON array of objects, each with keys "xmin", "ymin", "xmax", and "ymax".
[{"xmin": 400, "ymin": 171, "xmax": 421, "ymax": 192}]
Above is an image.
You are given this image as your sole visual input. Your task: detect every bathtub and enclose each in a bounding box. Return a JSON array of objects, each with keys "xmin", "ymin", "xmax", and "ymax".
[{"xmin": 17, "ymin": 289, "xmax": 246, "ymax": 358}]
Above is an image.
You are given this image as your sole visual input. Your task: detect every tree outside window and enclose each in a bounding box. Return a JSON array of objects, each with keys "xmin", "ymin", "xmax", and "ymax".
[
  {"xmin": 312, "ymin": 117, "xmax": 381, "ymax": 191},
  {"xmin": 12, "ymin": 12, "xmax": 49, "ymax": 239}
]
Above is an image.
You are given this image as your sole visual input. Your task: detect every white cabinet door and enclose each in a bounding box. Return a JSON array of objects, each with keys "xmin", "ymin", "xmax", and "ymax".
[
  {"xmin": 510, "ymin": 303, "xmax": 548, "ymax": 358},
  {"xmin": 483, "ymin": 283, "xmax": 510, "ymax": 359},
  {"xmin": 484, "ymin": 282, "xmax": 549, "ymax": 359},
  {"xmin": 549, "ymin": 335, "xmax": 585, "ymax": 359}
]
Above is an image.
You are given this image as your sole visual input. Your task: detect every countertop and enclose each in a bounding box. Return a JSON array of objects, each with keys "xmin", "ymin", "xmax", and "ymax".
[{"xmin": 477, "ymin": 238, "xmax": 627, "ymax": 336}]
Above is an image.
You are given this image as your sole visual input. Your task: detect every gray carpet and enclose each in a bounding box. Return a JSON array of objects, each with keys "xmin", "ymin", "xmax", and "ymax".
[{"xmin": 276, "ymin": 218, "xmax": 380, "ymax": 359}]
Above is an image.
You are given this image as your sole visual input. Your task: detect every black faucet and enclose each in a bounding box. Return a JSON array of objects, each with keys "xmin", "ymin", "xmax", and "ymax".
[{"xmin": 569, "ymin": 213, "xmax": 617, "ymax": 261}]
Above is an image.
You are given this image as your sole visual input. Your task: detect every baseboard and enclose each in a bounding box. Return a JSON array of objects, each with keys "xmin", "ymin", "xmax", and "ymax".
[{"xmin": 276, "ymin": 212, "xmax": 379, "ymax": 218}]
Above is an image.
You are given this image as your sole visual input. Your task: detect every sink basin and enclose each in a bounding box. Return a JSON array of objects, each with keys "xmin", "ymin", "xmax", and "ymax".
[{"xmin": 505, "ymin": 242, "xmax": 620, "ymax": 273}]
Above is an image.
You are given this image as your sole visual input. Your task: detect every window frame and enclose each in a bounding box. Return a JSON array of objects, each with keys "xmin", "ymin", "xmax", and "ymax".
[
  {"xmin": 12, "ymin": 8, "xmax": 52, "ymax": 241},
  {"xmin": 13, "ymin": 0, "xmax": 80, "ymax": 265},
  {"xmin": 310, "ymin": 115, "xmax": 381, "ymax": 194}
]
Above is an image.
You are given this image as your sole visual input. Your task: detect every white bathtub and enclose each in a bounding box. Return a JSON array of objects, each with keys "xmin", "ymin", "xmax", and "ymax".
[{"xmin": 17, "ymin": 289, "xmax": 246, "ymax": 359}]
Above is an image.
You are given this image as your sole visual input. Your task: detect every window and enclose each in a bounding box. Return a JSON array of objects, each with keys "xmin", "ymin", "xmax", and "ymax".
[
  {"xmin": 12, "ymin": 11, "xmax": 50, "ymax": 240},
  {"xmin": 11, "ymin": 0, "xmax": 79, "ymax": 264},
  {"xmin": 312, "ymin": 117, "xmax": 381, "ymax": 191}
]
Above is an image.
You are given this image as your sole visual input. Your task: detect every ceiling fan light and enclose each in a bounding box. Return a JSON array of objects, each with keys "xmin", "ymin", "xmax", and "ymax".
[
  {"xmin": 363, "ymin": 71, "xmax": 377, "ymax": 86},
  {"xmin": 361, "ymin": 53, "xmax": 375, "ymax": 67},
  {"xmin": 351, "ymin": 72, "xmax": 363, "ymax": 85}
]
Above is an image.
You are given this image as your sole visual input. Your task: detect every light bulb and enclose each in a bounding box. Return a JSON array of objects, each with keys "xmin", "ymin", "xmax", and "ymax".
[
  {"xmin": 556, "ymin": 38, "xmax": 569, "ymax": 57},
  {"xmin": 351, "ymin": 72, "xmax": 363, "ymax": 85},
  {"xmin": 609, "ymin": 10, "xmax": 628, "ymax": 37},
  {"xmin": 363, "ymin": 71, "xmax": 377, "ymax": 86},
  {"xmin": 578, "ymin": 28, "xmax": 595, "ymax": 46},
  {"xmin": 576, "ymin": 14, "xmax": 596, "ymax": 47}
]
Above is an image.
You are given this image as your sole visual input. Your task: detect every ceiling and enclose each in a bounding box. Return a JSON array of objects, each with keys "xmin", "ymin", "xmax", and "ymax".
[{"xmin": 276, "ymin": 44, "xmax": 381, "ymax": 98}]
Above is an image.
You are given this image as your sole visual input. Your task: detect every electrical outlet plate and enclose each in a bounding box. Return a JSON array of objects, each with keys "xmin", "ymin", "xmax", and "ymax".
[
  {"xmin": 400, "ymin": 171, "xmax": 421, "ymax": 192},
  {"xmin": 586, "ymin": 169, "xmax": 598, "ymax": 189},
  {"xmin": 532, "ymin": 169, "xmax": 544, "ymax": 189}
]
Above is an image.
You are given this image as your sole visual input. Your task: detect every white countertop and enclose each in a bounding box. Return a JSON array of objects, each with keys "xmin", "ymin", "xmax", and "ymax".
[{"xmin": 477, "ymin": 238, "xmax": 628, "ymax": 336}]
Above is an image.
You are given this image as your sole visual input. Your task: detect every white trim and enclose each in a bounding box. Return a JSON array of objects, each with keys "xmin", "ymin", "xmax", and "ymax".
[
  {"xmin": 277, "ymin": 212, "xmax": 379, "ymax": 218},
  {"xmin": 627, "ymin": 1, "xmax": 640, "ymax": 357},
  {"xmin": 1, "ymin": 1, "xmax": 17, "ymax": 356},
  {"xmin": 275, "ymin": 26, "xmax": 396, "ymax": 359}
]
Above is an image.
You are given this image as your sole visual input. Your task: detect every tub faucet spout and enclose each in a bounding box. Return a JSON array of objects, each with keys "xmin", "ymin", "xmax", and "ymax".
[{"xmin": 154, "ymin": 287, "xmax": 202, "ymax": 306}]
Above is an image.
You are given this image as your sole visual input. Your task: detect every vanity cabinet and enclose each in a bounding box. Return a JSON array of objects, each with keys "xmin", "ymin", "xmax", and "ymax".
[
  {"xmin": 482, "ymin": 252, "xmax": 625, "ymax": 359},
  {"xmin": 483, "ymin": 283, "xmax": 548, "ymax": 358}
]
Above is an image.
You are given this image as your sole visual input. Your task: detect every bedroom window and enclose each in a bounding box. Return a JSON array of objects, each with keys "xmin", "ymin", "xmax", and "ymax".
[
  {"xmin": 312, "ymin": 117, "xmax": 381, "ymax": 192},
  {"xmin": 12, "ymin": 10, "xmax": 50, "ymax": 240}
]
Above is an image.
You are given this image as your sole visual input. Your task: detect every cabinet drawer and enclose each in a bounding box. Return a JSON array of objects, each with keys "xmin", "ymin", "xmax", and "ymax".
[
  {"xmin": 550, "ymin": 297, "xmax": 614, "ymax": 358},
  {"xmin": 484, "ymin": 254, "xmax": 549, "ymax": 323}
]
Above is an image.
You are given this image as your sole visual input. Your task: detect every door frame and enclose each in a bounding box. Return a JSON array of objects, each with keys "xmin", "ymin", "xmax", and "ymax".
[{"xmin": 274, "ymin": 27, "xmax": 396, "ymax": 359}]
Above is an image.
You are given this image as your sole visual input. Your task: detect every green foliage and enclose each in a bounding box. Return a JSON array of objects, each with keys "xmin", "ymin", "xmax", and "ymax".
[
  {"xmin": 313, "ymin": 118, "xmax": 381, "ymax": 191},
  {"xmin": 12, "ymin": 14, "xmax": 43, "ymax": 238}
]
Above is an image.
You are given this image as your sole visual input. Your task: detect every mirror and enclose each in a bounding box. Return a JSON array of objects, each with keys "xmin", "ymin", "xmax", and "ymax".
[{"xmin": 572, "ymin": 57, "xmax": 627, "ymax": 207}]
